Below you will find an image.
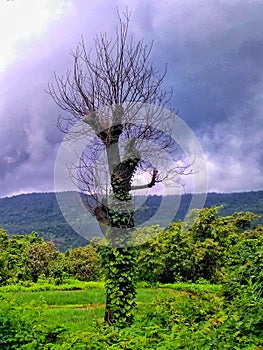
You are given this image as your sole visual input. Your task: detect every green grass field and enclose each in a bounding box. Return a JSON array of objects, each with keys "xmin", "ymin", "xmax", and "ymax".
[
  {"xmin": 0, "ymin": 281, "xmax": 221, "ymax": 334},
  {"xmin": 0, "ymin": 281, "xmax": 261, "ymax": 349}
]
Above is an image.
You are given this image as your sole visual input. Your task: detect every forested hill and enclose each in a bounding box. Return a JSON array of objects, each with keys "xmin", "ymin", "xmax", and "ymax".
[{"xmin": 0, "ymin": 191, "xmax": 262, "ymax": 251}]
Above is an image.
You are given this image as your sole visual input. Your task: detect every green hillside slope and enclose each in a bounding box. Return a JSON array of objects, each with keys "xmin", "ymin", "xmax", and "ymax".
[{"xmin": 0, "ymin": 191, "xmax": 262, "ymax": 251}]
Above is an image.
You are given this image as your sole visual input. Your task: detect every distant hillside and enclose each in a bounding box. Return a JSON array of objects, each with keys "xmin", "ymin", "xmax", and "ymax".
[
  {"xmin": 0, "ymin": 192, "xmax": 90, "ymax": 251},
  {"xmin": 0, "ymin": 191, "xmax": 262, "ymax": 251},
  {"xmin": 137, "ymin": 191, "xmax": 263, "ymax": 227}
]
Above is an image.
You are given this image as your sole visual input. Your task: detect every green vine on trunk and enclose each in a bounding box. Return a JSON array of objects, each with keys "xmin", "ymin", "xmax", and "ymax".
[{"xmin": 103, "ymin": 245, "xmax": 137, "ymax": 327}]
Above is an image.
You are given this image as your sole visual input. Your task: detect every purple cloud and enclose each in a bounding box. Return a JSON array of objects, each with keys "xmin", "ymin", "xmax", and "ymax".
[{"xmin": 0, "ymin": 0, "xmax": 263, "ymax": 197}]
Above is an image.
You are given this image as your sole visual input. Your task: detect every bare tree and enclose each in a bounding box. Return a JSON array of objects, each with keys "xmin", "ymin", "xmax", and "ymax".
[{"xmin": 48, "ymin": 9, "xmax": 188, "ymax": 327}]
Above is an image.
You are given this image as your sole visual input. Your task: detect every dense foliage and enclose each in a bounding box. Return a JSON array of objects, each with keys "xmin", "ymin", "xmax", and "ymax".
[
  {"xmin": 0, "ymin": 281, "xmax": 261, "ymax": 349},
  {"xmin": 0, "ymin": 297, "xmax": 63, "ymax": 349},
  {"xmin": 0, "ymin": 229, "xmax": 102, "ymax": 285},
  {"xmin": 0, "ymin": 206, "xmax": 262, "ymax": 288},
  {"xmin": 0, "ymin": 191, "xmax": 263, "ymax": 251},
  {"xmin": 0, "ymin": 206, "xmax": 262, "ymax": 348},
  {"xmin": 136, "ymin": 206, "xmax": 260, "ymax": 285}
]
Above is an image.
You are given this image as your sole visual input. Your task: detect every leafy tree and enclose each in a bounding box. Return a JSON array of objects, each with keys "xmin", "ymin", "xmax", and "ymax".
[
  {"xmin": 0, "ymin": 226, "xmax": 8, "ymax": 252},
  {"xmin": 1, "ymin": 232, "xmax": 44, "ymax": 284},
  {"xmin": 232, "ymin": 211, "xmax": 259, "ymax": 230},
  {"xmin": 136, "ymin": 225, "xmax": 167, "ymax": 283},
  {"xmin": 137, "ymin": 209, "xmax": 227, "ymax": 284},
  {"xmin": 66, "ymin": 245, "xmax": 102, "ymax": 281},
  {"xmin": 137, "ymin": 208, "xmax": 261, "ymax": 284},
  {"xmin": 224, "ymin": 224, "xmax": 263, "ymax": 297},
  {"xmin": 47, "ymin": 252, "xmax": 69, "ymax": 285},
  {"xmin": 48, "ymin": 10, "xmax": 186, "ymax": 326},
  {"xmin": 25, "ymin": 241, "xmax": 59, "ymax": 282}
]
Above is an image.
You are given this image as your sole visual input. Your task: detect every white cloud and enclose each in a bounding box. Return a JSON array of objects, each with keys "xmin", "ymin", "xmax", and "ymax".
[
  {"xmin": 0, "ymin": 0, "xmax": 71, "ymax": 72},
  {"xmin": 201, "ymin": 97, "xmax": 263, "ymax": 192}
]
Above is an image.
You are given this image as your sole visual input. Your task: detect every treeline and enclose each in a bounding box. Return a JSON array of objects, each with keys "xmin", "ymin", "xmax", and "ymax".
[
  {"xmin": 0, "ymin": 191, "xmax": 263, "ymax": 252},
  {"xmin": 0, "ymin": 206, "xmax": 262, "ymax": 287},
  {"xmin": 0, "ymin": 229, "xmax": 102, "ymax": 285},
  {"xmin": 136, "ymin": 207, "xmax": 263, "ymax": 286}
]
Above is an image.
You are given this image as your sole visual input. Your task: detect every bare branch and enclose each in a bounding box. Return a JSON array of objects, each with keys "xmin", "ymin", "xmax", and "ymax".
[{"xmin": 49, "ymin": 9, "xmax": 191, "ymax": 225}]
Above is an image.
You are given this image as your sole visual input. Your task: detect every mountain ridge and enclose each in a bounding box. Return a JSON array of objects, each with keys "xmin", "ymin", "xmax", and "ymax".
[{"xmin": 0, "ymin": 191, "xmax": 262, "ymax": 251}]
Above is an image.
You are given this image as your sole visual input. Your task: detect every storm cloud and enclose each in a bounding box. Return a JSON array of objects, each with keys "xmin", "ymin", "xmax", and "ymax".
[{"xmin": 0, "ymin": 0, "xmax": 263, "ymax": 197}]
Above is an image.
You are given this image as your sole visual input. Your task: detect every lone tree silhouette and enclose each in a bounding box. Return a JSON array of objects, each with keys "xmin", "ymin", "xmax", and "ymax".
[{"xmin": 49, "ymin": 10, "xmax": 188, "ymax": 327}]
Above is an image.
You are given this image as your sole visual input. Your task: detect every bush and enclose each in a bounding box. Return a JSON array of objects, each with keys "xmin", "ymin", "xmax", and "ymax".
[
  {"xmin": 0, "ymin": 296, "xmax": 64, "ymax": 349},
  {"xmin": 224, "ymin": 236, "xmax": 263, "ymax": 300},
  {"xmin": 144, "ymin": 291, "xmax": 262, "ymax": 349},
  {"xmin": 222, "ymin": 234, "xmax": 263, "ymax": 346},
  {"xmin": 66, "ymin": 245, "xmax": 103, "ymax": 282}
]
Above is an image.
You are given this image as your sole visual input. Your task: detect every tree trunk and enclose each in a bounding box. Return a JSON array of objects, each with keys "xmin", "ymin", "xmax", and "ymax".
[
  {"xmin": 103, "ymin": 179, "xmax": 137, "ymax": 327},
  {"xmin": 104, "ymin": 244, "xmax": 137, "ymax": 327}
]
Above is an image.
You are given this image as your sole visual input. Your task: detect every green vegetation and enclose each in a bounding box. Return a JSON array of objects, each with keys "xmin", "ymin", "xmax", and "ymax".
[
  {"xmin": 0, "ymin": 191, "xmax": 263, "ymax": 251},
  {"xmin": 1, "ymin": 205, "xmax": 260, "ymax": 288},
  {"xmin": 0, "ymin": 192, "xmax": 89, "ymax": 251},
  {"xmin": 136, "ymin": 206, "xmax": 260, "ymax": 285},
  {"xmin": 0, "ymin": 281, "xmax": 262, "ymax": 349},
  {"xmin": 0, "ymin": 205, "xmax": 262, "ymax": 348},
  {"xmin": 0, "ymin": 230, "xmax": 103, "ymax": 286}
]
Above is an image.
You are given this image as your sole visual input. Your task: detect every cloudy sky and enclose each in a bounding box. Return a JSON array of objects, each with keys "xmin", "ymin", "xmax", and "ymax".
[{"xmin": 0, "ymin": 0, "xmax": 263, "ymax": 198}]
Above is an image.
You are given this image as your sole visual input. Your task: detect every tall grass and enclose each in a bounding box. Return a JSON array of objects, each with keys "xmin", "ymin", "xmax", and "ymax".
[
  {"xmin": 43, "ymin": 307, "xmax": 105, "ymax": 332},
  {"xmin": 0, "ymin": 288, "xmax": 105, "ymax": 306},
  {"xmin": 0, "ymin": 280, "xmax": 104, "ymax": 293},
  {"xmin": 160, "ymin": 282, "xmax": 222, "ymax": 293}
]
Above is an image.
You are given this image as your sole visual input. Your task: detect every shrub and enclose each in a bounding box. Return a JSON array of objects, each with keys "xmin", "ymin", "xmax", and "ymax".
[
  {"xmin": 0, "ymin": 296, "xmax": 64, "ymax": 349},
  {"xmin": 66, "ymin": 245, "xmax": 103, "ymax": 281}
]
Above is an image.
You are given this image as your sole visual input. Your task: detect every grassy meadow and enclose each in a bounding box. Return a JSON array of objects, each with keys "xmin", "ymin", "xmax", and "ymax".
[
  {"xmin": 0, "ymin": 281, "xmax": 203, "ymax": 332},
  {"xmin": 2, "ymin": 280, "xmax": 262, "ymax": 349}
]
